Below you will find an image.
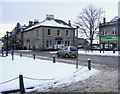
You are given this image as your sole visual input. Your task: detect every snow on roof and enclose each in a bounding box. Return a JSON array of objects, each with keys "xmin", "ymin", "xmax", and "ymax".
[
  {"xmin": 25, "ymin": 19, "xmax": 74, "ymax": 31},
  {"xmin": 110, "ymin": 16, "xmax": 119, "ymax": 23}
]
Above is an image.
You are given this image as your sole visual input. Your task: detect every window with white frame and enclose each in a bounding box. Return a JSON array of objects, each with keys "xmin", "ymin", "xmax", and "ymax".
[
  {"xmin": 66, "ymin": 30, "xmax": 69, "ymax": 37},
  {"xmin": 46, "ymin": 40, "xmax": 49, "ymax": 47},
  {"xmin": 68, "ymin": 41, "xmax": 70, "ymax": 46},
  {"xmin": 112, "ymin": 28, "xmax": 116, "ymax": 35},
  {"xmin": 48, "ymin": 29, "xmax": 52, "ymax": 36},
  {"xmin": 65, "ymin": 41, "xmax": 70, "ymax": 46},
  {"xmin": 46, "ymin": 40, "xmax": 52, "ymax": 48},
  {"xmin": 57, "ymin": 30, "xmax": 61, "ymax": 36},
  {"xmin": 65, "ymin": 41, "xmax": 67, "ymax": 46},
  {"xmin": 103, "ymin": 29, "xmax": 106, "ymax": 35}
]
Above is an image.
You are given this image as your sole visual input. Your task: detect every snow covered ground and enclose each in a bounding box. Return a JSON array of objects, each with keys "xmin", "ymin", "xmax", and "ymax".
[{"xmin": 0, "ymin": 54, "xmax": 98, "ymax": 93}]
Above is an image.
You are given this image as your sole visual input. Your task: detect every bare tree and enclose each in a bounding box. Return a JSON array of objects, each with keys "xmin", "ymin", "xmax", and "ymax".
[{"xmin": 75, "ymin": 4, "xmax": 104, "ymax": 49}]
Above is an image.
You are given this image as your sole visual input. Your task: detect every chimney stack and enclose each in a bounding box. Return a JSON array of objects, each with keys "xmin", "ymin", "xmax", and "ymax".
[
  {"xmin": 46, "ymin": 14, "xmax": 54, "ymax": 19},
  {"xmin": 34, "ymin": 19, "xmax": 39, "ymax": 24},
  {"xmin": 29, "ymin": 21, "xmax": 33, "ymax": 26},
  {"xmin": 68, "ymin": 20, "xmax": 71, "ymax": 26},
  {"xmin": 103, "ymin": 17, "xmax": 106, "ymax": 24}
]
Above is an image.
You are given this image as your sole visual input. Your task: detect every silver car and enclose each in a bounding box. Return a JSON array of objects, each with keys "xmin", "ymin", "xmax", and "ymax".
[{"xmin": 57, "ymin": 46, "xmax": 76, "ymax": 58}]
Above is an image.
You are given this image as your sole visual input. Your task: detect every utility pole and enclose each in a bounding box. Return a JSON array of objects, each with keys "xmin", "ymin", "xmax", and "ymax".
[
  {"xmin": 6, "ymin": 31, "xmax": 8, "ymax": 56},
  {"xmin": 76, "ymin": 26, "xmax": 79, "ymax": 69}
]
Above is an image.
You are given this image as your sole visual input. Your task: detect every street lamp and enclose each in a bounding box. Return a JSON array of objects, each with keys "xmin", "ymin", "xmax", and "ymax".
[
  {"xmin": 76, "ymin": 26, "xmax": 79, "ymax": 69},
  {"xmin": 6, "ymin": 31, "xmax": 8, "ymax": 56},
  {"xmin": 12, "ymin": 43, "xmax": 14, "ymax": 60}
]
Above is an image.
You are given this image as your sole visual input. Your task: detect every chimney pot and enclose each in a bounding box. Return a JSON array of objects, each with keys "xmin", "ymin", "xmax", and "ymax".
[
  {"xmin": 34, "ymin": 19, "xmax": 39, "ymax": 24},
  {"xmin": 68, "ymin": 20, "xmax": 71, "ymax": 26},
  {"xmin": 29, "ymin": 21, "xmax": 33, "ymax": 26},
  {"xmin": 103, "ymin": 18, "xmax": 106, "ymax": 24},
  {"xmin": 46, "ymin": 14, "xmax": 54, "ymax": 19}
]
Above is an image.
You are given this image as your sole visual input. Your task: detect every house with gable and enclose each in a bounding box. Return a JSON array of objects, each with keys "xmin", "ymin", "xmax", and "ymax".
[{"xmin": 22, "ymin": 15, "xmax": 75, "ymax": 50}]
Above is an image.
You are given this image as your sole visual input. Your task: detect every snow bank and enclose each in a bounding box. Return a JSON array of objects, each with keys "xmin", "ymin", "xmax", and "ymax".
[
  {"xmin": 0, "ymin": 54, "xmax": 98, "ymax": 92},
  {"xmin": 78, "ymin": 50, "xmax": 119, "ymax": 57},
  {"xmin": 49, "ymin": 50, "xmax": 119, "ymax": 57}
]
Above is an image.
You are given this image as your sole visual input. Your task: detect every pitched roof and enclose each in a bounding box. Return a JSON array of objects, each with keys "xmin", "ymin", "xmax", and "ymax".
[
  {"xmin": 110, "ymin": 16, "xmax": 119, "ymax": 23},
  {"xmin": 25, "ymin": 18, "xmax": 74, "ymax": 31}
]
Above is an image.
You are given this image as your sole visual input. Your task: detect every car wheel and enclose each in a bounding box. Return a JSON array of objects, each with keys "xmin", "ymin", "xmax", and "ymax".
[{"xmin": 65, "ymin": 54, "xmax": 69, "ymax": 58}]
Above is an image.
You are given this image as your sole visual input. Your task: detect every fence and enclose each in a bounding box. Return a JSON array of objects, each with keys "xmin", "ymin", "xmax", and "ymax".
[{"xmin": 0, "ymin": 74, "xmax": 55, "ymax": 93}]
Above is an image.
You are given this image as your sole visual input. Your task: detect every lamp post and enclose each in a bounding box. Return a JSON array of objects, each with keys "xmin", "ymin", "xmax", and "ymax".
[
  {"xmin": 12, "ymin": 42, "xmax": 14, "ymax": 60},
  {"xmin": 76, "ymin": 26, "xmax": 79, "ymax": 69},
  {"xmin": 6, "ymin": 31, "xmax": 8, "ymax": 56}
]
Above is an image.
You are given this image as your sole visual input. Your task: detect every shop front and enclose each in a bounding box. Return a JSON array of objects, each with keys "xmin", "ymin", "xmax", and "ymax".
[{"xmin": 100, "ymin": 36, "xmax": 118, "ymax": 50}]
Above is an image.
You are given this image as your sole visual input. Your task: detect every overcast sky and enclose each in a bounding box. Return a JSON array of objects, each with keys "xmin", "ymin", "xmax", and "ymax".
[{"xmin": 0, "ymin": 0, "xmax": 119, "ymax": 38}]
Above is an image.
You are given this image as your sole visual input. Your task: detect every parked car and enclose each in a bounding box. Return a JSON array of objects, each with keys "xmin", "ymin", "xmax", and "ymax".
[{"xmin": 57, "ymin": 46, "xmax": 76, "ymax": 58}]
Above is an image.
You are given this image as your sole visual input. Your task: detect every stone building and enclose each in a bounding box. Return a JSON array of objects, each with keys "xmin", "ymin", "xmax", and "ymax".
[
  {"xmin": 22, "ymin": 15, "xmax": 75, "ymax": 50},
  {"xmin": 99, "ymin": 16, "xmax": 120, "ymax": 51}
]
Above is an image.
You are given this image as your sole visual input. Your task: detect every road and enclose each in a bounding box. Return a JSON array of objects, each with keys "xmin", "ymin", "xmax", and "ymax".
[{"xmin": 10, "ymin": 50, "xmax": 119, "ymax": 68}]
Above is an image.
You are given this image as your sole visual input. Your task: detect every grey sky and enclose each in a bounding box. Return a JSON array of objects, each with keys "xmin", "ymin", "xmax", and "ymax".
[
  {"xmin": 2, "ymin": 2, "xmax": 118, "ymax": 24},
  {"xmin": 0, "ymin": 0, "xmax": 119, "ymax": 38}
]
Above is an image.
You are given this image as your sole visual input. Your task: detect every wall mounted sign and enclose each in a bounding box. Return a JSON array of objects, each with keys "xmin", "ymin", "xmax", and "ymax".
[{"xmin": 101, "ymin": 36, "xmax": 118, "ymax": 40}]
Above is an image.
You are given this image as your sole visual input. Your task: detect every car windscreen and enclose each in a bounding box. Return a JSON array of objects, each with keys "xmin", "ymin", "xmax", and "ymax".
[{"xmin": 70, "ymin": 47, "xmax": 76, "ymax": 51}]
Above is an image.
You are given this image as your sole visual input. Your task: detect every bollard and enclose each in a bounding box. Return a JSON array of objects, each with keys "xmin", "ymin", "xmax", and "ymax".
[
  {"xmin": 88, "ymin": 59, "xmax": 91, "ymax": 70},
  {"xmin": 33, "ymin": 53, "xmax": 35, "ymax": 60},
  {"xmin": 53, "ymin": 55, "xmax": 55, "ymax": 63},
  {"xmin": 20, "ymin": 53, "xmax": 22, "ymax": 57},
  {"xmin": 19, "ymin": 74, "xmax": 25, "ymax": 93},
  {"xmin": 12, "ymin": 51, "xmax": 14, "ymax": 60}
]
